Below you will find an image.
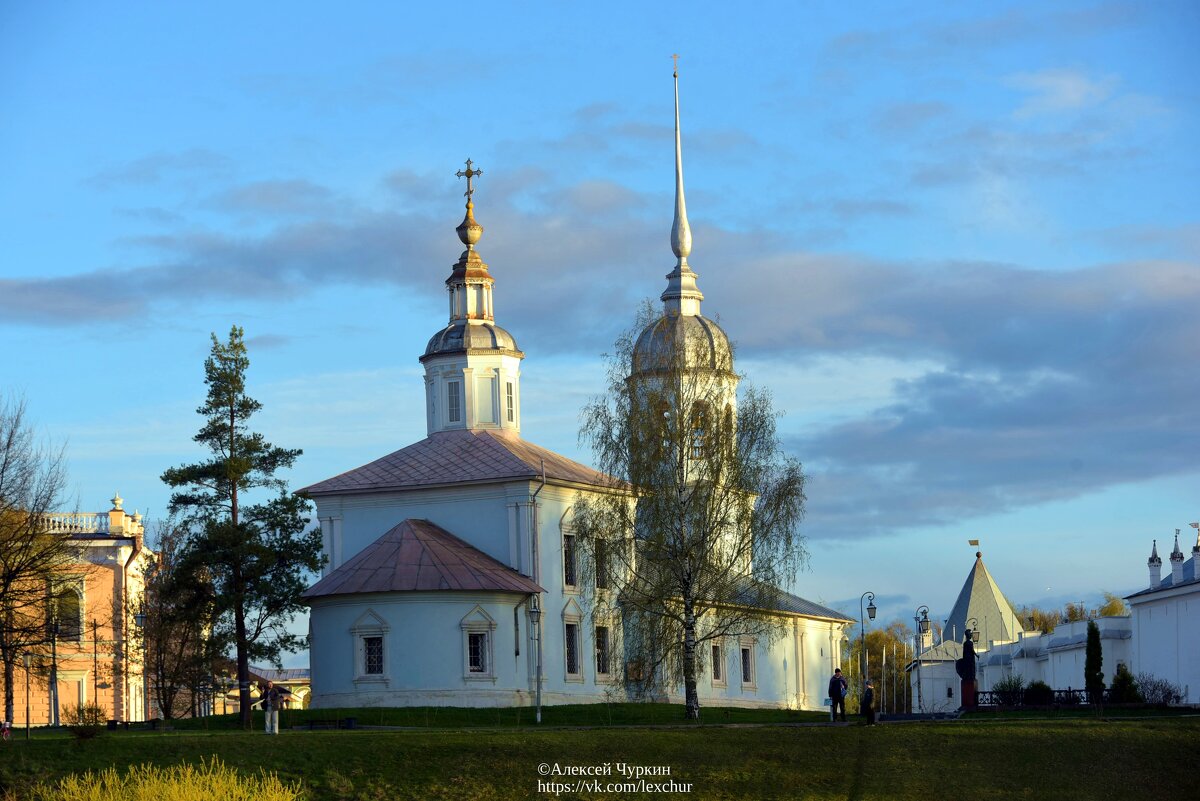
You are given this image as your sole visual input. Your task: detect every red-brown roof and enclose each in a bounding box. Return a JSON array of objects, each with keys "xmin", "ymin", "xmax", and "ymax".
[
  {"xmin": 302, "ymin": 518, "xmax": 544, "ymax": 600},
  {"xmin": 299, "ymin": 428, "xmax": 619, "ymax": 496}
]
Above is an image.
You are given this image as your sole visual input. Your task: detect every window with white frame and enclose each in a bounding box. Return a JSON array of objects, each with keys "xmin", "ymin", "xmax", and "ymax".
[
  {"xmin": 460, "ymin": 606, "xmax": 497, "ymax": 681},
  {"xmin": 468, "ymin": 632, "xmax": 488, "ymax": 673},
  {"xmin": 594, "ymin": 539, "xmax": 609, "ymax": 590},
  {"xmin": 711, "ymin": 642, "xmax": 725, "ymax": 686},
  {"xmin": 506, "ymin": 381, "xmax": 515, "ymax": 423},
  {"xmin": 350, "ymin": 610, "xmax": 389, "ymax": 684},
  {"xmin": 739, "ymin": 638, "xmax": 756, "ymax": 688},
  {"xmin": 595, "ymin": 626, "xmax": 610, "ymax": 677},
  {"xmin": 563, "ymin": 533, "xmax": 577, "ymax": 588},
  {"xmin": 447, "ymin": 380, "xmax": 462, "ymax": 423},
  {"xmin": 363, "ymin": 636, "xmax": 384, "ymax": 675},
  {"xmin": 565, "ymin": 622, "xmax": 581, "ymax": 677}
]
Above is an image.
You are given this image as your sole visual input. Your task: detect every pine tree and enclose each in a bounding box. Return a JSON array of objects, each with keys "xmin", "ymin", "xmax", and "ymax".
[
  {"xmin": 1084, "ymin": 619, "xmax": 1105, "ymax": 704},
  {"xmin": 162, "ymin": 326, "xmax": 321, "ymax": 727}
]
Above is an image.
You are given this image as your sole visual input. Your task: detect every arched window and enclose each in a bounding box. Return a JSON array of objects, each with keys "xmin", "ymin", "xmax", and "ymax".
[
  {"xmin": 690, "ymin": 402, "xmax": 708, "ymax": 460},
  {"xmin": 52, "ymin": 588, "xmax": 82, "ymax": 642}
]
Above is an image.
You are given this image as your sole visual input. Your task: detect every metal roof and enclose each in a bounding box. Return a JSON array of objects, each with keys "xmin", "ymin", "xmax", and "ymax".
[
  {"xmin": 1125, "ymin": 554, "xmax": 1198, "ymax": 600},
  {"xmin": 300, "ymin": 428, "xmax": 618, "ymax": 496},
  {"xmin": 943, "ymin": 552, "xmax": 1024, "ymax": 646},
  {"xmin": 302, "ymin": 518, "xmax": 544, "ymax": 600}
]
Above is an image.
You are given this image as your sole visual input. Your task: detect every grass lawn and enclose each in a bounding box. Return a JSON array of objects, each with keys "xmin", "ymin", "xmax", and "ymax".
[{"xmin": 1, "ymin": 712, "xmax": 1194, "ymax": 800}]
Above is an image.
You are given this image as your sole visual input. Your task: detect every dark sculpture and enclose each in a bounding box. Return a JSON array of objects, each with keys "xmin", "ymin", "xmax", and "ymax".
[{"xmin": 955, "ymin": 632, "xmax": 976, "ymax": 680}]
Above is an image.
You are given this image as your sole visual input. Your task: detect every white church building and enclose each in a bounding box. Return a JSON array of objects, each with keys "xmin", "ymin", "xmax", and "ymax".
[{"xmin": 301, "ymin": 74, "xmax": 851, "ymax": 711}]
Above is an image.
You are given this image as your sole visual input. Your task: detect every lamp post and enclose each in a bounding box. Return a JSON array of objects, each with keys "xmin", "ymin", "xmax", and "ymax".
[
  {"xmin": 134, "ymin": 606, "xmax": 149, "ymax": 722},
  {"xmin": 859, "ymin": 591, "xmax": 876, "ymax": 681},
  {"xmin": 966, "ymin": 617, "xmax": 979, "ymax": 645},
  {"xmin": 914, "ymin": 605, "xmax": 930, "ymax": 714},
  {"xmin": 48, "ymin": 617, "xmax": 60, "ymax": 727},
  {"xmin": 529, "ymin": 594, "xmax": 543, "ymax": 725},
  {"xmin": 22, "ymin": 652, "xmax": 31, "ymax": 740}
]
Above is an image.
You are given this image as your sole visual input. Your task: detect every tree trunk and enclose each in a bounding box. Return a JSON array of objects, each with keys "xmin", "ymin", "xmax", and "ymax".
[
  {"xmin": 683, "ymin": 603, "xmax": 699, "ymax": 720},
  {"xmin": 3, "ymin": 651, "xmax": 14, "ymax": 724},
  {"xmin": 235, "ymin": 569, "xmax": 251, "ymax": 728}
]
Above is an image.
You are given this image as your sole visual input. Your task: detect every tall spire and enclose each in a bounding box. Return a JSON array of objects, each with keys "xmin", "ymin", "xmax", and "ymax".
[
  {"xmin": 661, "ymin": 56, "xmax": 704, "ymax": 317},
  {"xmin": 671, "ymin": 55, "xmax": 692, "ymax": 265}
]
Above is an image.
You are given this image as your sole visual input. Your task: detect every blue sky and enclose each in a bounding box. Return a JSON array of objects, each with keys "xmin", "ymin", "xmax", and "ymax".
[{"xmin": 2, "ymin": 1, "xmax": 1197, "ymax": 664}]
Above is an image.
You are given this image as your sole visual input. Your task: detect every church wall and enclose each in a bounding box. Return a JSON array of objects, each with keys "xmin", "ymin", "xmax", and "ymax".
[
  {"xmin": 308, "ymin": 591, "xmax": 541, "ymax": 709},
  {"xmin": 1129, "ymin": 589, "xmax": 1200, "ymax": 704}
]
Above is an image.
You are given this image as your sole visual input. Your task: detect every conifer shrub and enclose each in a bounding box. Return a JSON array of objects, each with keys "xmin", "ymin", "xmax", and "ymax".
[
  {"xmin": 28, "ymin": 759, "xmax": 301, "ymax": 801},
  {"xmin": 1108, "ymin": 664, "xmax": 1143, "ymax": 704},
  {"xmin": 1024, "ymin": 680, "xmax": 1054, "ymax": 706}
]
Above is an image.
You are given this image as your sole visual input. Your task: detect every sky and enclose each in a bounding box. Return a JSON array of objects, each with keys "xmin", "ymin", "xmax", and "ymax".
[{"xmin": 2, "ymin": 1, "xmax": 1197, "ymax": 666}]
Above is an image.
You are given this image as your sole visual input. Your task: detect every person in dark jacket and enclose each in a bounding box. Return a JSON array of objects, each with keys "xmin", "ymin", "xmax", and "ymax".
[
  {"xmin": 828, "ymin": 668, "xmax": 848, "ymax": 722},
  {"xmin": 862, "ymin": 679, "xmax": 876, "ymax": 726}
]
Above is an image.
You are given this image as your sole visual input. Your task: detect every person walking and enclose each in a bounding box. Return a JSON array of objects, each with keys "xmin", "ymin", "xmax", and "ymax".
[
  {"xmin": 261, "ymin": 681, "xmax": 282, "ymax": 735},
  {"xmin": 828, "ymin": 668, "xmax": 848, "ymax": 722},
  {"xmin": 862, "ymin": 679, "xmax": 876, "ymax": 726}
]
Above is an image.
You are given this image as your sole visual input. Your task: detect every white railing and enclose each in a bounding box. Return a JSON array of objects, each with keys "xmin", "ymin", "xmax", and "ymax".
[{"xmin": 43, "ymin": 512, "xmax": 109, "ymax": 534}]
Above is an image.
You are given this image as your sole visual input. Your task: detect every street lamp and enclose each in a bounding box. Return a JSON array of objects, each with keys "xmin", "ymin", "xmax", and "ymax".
[
  {"xmin": 966, "ymin": 617, "xmax": 979, "ymax": 644},
  {"xmin": 48, "ymin": 617, "xmax": 60, "ymax": 728},
  {"xmin": 22, "ymin": 652, "xmax": 31, "ymax": 740},
  {"xmin": 914, "ymin": 605, "xmax": 930, "ymax": 714},
  {"xmin": 529, "ymin": 594, "xmax": 543, "ymax": 725},
  {"xmin": 134, "ymin": 606, "xmax": 149, "ymax": 722},
  {"xmin": 859, "ymin": 591, "xmax": 876, "ymax": 681}
]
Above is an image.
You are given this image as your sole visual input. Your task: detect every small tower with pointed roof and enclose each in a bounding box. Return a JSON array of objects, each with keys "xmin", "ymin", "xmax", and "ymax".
[
  {"xmin": 943, "ymin": 550, "xmax": 1025, "ymax": 649},
  {"xmin": 420, "ymin": 161, "xmax": 525, "ymax": 436},
  {"xmin": 1169, "ymin": 529, "xmax": 1185, "ymax": 585},
  {"xmin": 1147, "ymin": 539, "xmax": 1162, "ymax": 588}
]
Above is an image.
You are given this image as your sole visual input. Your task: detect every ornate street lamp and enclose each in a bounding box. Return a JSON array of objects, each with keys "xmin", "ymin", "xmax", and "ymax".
[
  {"xmin": 914, "ymin": 605, "xmax": 930, "ymax": 714},
  {"xmin": 859, "ymin": 591, "xmax": 876, "ymax": 681},
  {"xmin": 529, "ymin": 594, "xmax": 543, "ymax": 725},
  {"xmin": 134, "ymin": 606, "xmax": 149, "ymax": 722},
  {"xmin": 22, "ymin": 652, "xmax": 32, "ymax": 740},
  {"xmin": 48, "ymin": 617, "xmax": 60, "ymax": 728},
  {"xmin": 966, "ymin": 617, "xmax": 979, "ymax": 644}
]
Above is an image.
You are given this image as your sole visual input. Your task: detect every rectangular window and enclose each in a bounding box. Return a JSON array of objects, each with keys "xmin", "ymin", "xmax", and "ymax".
[
  {"xmin": 563, "ymin": 534, "xmax": 577, "ymax": 587},
  {"xmin": 447, "ymin": 381, "xmax": 462, "ymax": 423},
  {"xmin": 364, "ymin": 636, "xmax": 384, "ymax": 675},
  {"xmin": 468, "ymin": 632, "xmax": 488, "ymax": 673},
  {"xmin": 595, "ymin": 539, "xmax": 609, "ymax": 590},
  {"xmin": 595, "ymin": 626, "xmax": 610, "ymax": 675},
  {"xmin": 711, "ymin": 644, "xmax": 723, "ymax": 682},
  {"xmin": 741, "ymin": 647, "xmax": 753, "ymax": 684},
  {"xmin": 506, "ymin": 382, "xmax": 515, "ymax": 422},
  {"xmin": 565, "ymin": 623, "xmax": 580, "ymax": 675}
]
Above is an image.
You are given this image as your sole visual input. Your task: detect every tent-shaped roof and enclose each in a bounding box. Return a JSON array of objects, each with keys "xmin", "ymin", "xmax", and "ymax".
[
  {"xmin": 943, "ymin": 551, "xmax": 1024, "ymax": 646},
  {"xmin": 302, "ymin": 519, "xmax": 544, "ymax": 600},
  {"xmin": 300, "ymin": 429, "xmax": 617, "ymax": 496}
]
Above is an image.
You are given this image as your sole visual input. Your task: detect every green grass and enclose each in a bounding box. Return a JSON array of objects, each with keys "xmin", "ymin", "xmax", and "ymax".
[
  {"xmin": 162, "ymin": 703, "xmax": 829, "ymax": 730},
  {"xmin": 1, "ymin": 714, "xmax": 1194, "ymax": 800}
]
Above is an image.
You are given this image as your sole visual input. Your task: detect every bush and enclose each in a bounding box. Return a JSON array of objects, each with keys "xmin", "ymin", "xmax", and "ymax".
[
  {"xmin": 991, "ymin": 674, "xmax": 1025, "ymax": 706},
  {"xmin": 61, "ymin": 703, "xmax": 106, "ymax": 740},
  {"xmin": 1024, "ymin": 680, "xmax": 1054, "ymax": 706},
  {"xmin": 1109, "ymin": 664, "xmax": 1143, "ymax": 703},
  {"xmin": 29, "ymin": 759, "xmax": 301, "ymax": 801},
  {"xmin": 1136, "ymin": 672, "xmax": 1182, "ymax": 705}
]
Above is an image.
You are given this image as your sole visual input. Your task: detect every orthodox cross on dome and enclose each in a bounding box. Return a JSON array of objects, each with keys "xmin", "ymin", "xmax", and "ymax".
[
  {"xmin": 672, "ymin": 52, "xmax": 680, "ymax": 76},
  {"xmin": 456, "ymin": 159, "xmax": 482, "ymax": 201}
]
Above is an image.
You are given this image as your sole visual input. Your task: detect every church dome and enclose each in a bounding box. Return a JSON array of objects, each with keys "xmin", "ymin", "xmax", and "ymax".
[
  {"xmin": 422, "ymin": 321, "xmax": 520, "ymax": 359},
  {"xmin": 632, "ymin": 313, "xmax": 733, "ymax": 374}
]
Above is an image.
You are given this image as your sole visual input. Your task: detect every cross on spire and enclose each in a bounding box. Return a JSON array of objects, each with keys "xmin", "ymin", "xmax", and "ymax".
[
  {"xmin": 671, "ymin": 53, "xmax": 679, "ymax": 77},
  {"xmin": 456, "ymin": 158, "xmax": 482, "ymax": 200}
]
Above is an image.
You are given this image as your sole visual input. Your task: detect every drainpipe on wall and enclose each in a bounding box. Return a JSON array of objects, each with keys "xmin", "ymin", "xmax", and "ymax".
[{"xmin": 530, "ymin": 459, "xmax": 546, "ymax": 723}]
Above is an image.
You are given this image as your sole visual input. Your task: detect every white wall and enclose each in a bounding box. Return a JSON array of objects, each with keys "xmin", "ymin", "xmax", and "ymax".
[{"xmin": 1129, "ymin": 588, "xmax": 1200, "ymax": 704}]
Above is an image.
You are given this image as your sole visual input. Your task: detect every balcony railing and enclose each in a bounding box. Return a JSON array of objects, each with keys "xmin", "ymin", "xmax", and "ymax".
[{"xmin": 43, "ymin": 512, "xmax": 110, "ymax": 534}]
